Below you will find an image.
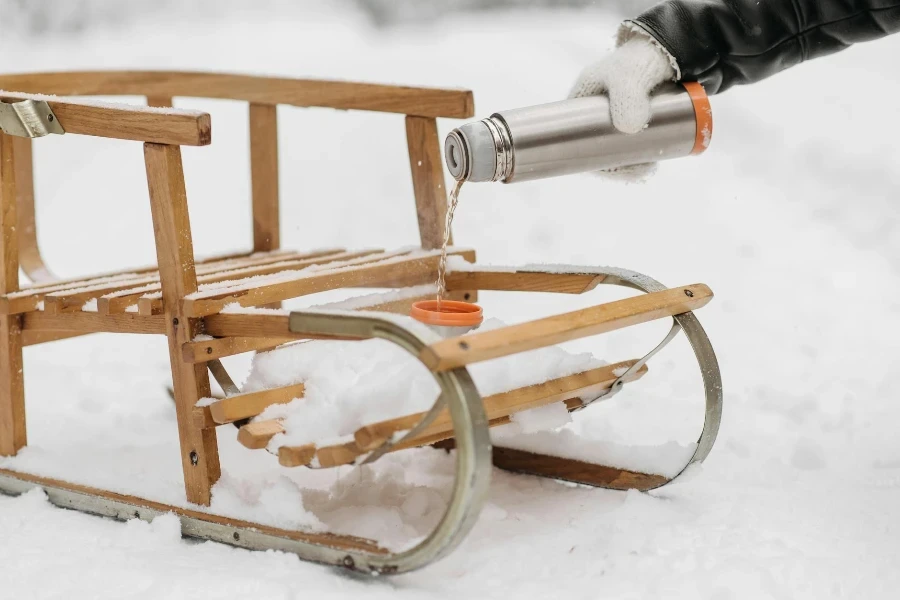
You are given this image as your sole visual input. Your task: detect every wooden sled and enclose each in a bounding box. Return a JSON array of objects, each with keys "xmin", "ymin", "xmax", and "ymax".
[{"xmin": 0, "ymin": 71, "xmax": 722, "ymax": 575}]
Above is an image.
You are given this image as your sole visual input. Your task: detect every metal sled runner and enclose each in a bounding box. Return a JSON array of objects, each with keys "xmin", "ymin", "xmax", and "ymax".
[{"xmin": 0, "ymin": 71, "xmax": 722, "ymax": 575}]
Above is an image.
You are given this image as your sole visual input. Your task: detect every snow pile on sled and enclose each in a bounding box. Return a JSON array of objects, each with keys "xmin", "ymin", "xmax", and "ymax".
[{"xmin": 240, "ymin": 316, "xmax": 695, "ymax": 477}]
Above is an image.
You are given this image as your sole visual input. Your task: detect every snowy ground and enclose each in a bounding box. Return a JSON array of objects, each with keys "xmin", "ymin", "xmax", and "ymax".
[{"xmin": 2, "ymin": 5, "xmax": 900, "ymax": 599}]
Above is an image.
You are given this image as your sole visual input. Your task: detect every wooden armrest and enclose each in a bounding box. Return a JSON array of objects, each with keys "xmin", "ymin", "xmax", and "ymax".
[
  {"xmin": 419, "ymin": 284, "xmax": 714, "ymax": 371},
  {"xmin": 0, "ymin": 92, "xmax": 210, "ymax": 146},
  {"xmin": 0, "ymin": 71, "xmax": 474, "ymax": 119}
]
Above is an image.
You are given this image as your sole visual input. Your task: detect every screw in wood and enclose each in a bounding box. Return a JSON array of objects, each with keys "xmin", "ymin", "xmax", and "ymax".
[
  {"xmin": 189, "ymin": 451, "xmax": 199, "ymax": 465},
  {"xmin": 684, "ymin": 289, "xmax": 694, "ymax": 297}
]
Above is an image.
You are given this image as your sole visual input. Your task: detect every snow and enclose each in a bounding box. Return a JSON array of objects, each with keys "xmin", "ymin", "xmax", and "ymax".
[
  {"xmin": 2, "ymin": 4, "xmax": 900, "ymax": 599},
  {"xmin": 309, "ymin": 283, "xmax": 437, "ymax": 310},
  {"xmin": 492, "ymin": 428, "xmax": 696, "ymax": 478},
  {"xmin": 244, "ymin": 316, "xmax": 604, "ymax": 449}
]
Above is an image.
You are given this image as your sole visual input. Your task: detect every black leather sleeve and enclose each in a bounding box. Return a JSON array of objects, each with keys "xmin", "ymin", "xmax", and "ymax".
[{"xmin": 628, "ymin": 0, "xmax": 900, "ymax": 94}]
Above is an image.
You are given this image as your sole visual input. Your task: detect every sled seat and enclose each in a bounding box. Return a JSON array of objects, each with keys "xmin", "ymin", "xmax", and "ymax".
[{"xmin": 5, "ymin": 245, "xmax": 476, "ymax": 347}]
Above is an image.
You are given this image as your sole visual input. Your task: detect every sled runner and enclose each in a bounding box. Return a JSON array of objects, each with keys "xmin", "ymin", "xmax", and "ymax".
[{"xmin": 0, "ymin": 71, "xmax": 722, "ymax": 574}]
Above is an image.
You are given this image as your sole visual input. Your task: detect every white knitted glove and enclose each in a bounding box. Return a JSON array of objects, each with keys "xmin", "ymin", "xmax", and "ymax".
[{"xmin": 569, "ymin": 26, "xmax": 679, "ymax": 181}]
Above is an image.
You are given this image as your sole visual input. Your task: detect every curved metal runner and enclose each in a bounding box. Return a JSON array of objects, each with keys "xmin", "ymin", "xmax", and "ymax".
[{"xmin": 0, "ymin": 266, "xmax": 722, "ymax": 575}]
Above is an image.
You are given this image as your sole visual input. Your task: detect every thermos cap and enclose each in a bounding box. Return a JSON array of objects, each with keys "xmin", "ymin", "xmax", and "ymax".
[{"xmin": 444, "ymin": 120, "xmax": 499, "ymax": 182}]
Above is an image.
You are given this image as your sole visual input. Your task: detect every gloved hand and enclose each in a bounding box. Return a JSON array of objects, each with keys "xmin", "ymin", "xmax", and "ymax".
[{"xmin": 569, "ymin": 26, "xmax": 679, "ymax": 181}]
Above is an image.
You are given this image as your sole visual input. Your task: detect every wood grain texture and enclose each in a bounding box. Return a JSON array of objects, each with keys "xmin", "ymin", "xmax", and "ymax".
[
  {"xmin": 445, "ymin": 270, "xmax": 607, "ymax": 294},
  {"xmin": 182, "ymin": 336, "xmax": 297, "ymax": 363},
  {"xmin": 12, "ymin": 137, "xmax": 55, "ymax": 283},
  {"xmin": 0, "ymin": 133, "xmax": 25, "ymax": 456},
  {"xmin": 272, "ymin": 361, "xmax": 646, "ymax": 469},
  {"xmin": 354, "ymin": 361, "xmax": 646, "ymax": 452},
  {"xmin": 0, "ymin": 71, "xmax": 475, "ymax": 119},
  {"xmin": 490, "ymin": 447, "xmax": 669, "ymax": 491},
  {"xmin": 182, "ymin": 249, "xmax": 476, "ymax": 318},
  {"xmin": 7, "ymin": 248, "xmax": 258, "ymax": 299},
  {"xmin": 0, "ymin": 467, "xmax": 387, "ymax": 554},
  {"xmin": 249, "ymin": 103, "xmax": 280, "ymax": 253},
  {"xmin": 0, "ymin": 295, "xmax": 40, "ymax": 315},
  {"xmin": 146, "ymin": 95, "xmax": 172, "ymax": 108},
  {"xmin": 182, "ymin": 290, "xmax": 449, "ymax": 363},
  {"xmin": 22, "ymin": 311, "xmax": 165, "ymax": 334},
  {"xmin": 277, "ymin": 444, "xmax": 317, "ymax": 467},
  {"xmin": 0, "ymin": 315, "xmax": 24, "ymax": 455},
  {"xmin": 421, "ymin": 284, "xmax": 714, "ymax": 371},
  {"xmin": 237, "ymin": 419, "xmax": 285, "ymax": 449},
  {"xmin": 21, "ymin": 330, "xmax": 87, "ymax": 346},
  {"xmin": 98, "ymin": 249, "xmax": 376, "ymax": 316},
  {"xmin": 144, "ymin": 143, "xmax": 220, "ymax": 505},
  {"xmin": 0, "ymin": 134, "xmax": 18, "ymax": 294},
  {"xmin": 203, "ymin": 314, "xmax": 310, "ymax": 339},
  {"xmin": 406, "ymin": 116, "xmax": 450, "ymax": 250},
  {"xmin": 0, "ymin": 91, "xmax": 210, "ymax": 146},
  {"xmin": 193, "ymin": 383, "xmax": 305, "ymax": 427}
]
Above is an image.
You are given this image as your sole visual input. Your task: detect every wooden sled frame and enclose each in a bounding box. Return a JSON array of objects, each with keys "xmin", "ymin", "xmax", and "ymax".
[{"xmin": 0, "ymin": 71, "xmax": 722, "ymax": 575}]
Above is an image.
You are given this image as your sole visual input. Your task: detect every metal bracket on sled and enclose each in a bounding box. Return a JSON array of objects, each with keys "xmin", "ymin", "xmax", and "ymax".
[{"xmin": 0, "ymin": 99, "xmax": 65, "ymax": 138}]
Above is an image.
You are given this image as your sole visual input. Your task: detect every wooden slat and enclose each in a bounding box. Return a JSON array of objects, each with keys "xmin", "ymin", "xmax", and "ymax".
[
  {"xmin": 355, "ymin": 361, "xmax": 647, "ymax": 451},
  {"xmin": 21, "ymin": 330, "xmax": 88, "ymax": 346},
  {"xmin": 203, "ymin": 313, "xmax": 347, "ymax": 340},
  {"xmin": 250, "ymin": 103, "xmax": 280, "ymax": 253},
  {"xmin": 99, "ymin": 249, "xmax": 375, "ymax": 316},
  {"xmin": 0, "ymin": 294, "xmax": 40, "ymax": 315},
  {"xmin": 1, "ymin": 249, "xmax": 295, "ymax": 314},
  {"xmin": 0, "ymin": 467, "xmax": 387, "ymax": 554},
  {"xmin": 144, "ymin": 142, "xmax": 219, "ymax": 506},
  {"xmin": 7, "ymin": 247, "xmax": 257, "ymax": 297},
  {"xmin": 310, "ymin": 442, "xmax": 361, "ymax": 469},
  {"xmin": 406, "ymin": 116, "xmax": 449, "ymax": 250},
  {"xmin": 0, "ymin": 135, "xmax": 20, "ymax": 295},
  {"xmin": 182, "ymin": 249, "xmax": 476, "ymax": 318},
  {"xmin": 0, "ymin": 71, "xmax": 476, "ymax": 119},
  {"xmin": 193, "ymin": 383, "xmax": 305, "ymax": 428},
  {"xmin": 273, "ymin": 361, "xmax": 647, "ymax": 469},
  {"xmin": 278, "ymin": 444, "xmax": 317, "ymax": 467},
  {"xmin": 146, "ymin": 95, "xmax": 172, "ymax": 108},
  {"xmin": 182, "ymin": 289, "xmax": 453, "ymax": 363},
  {"xmin": 81, "ymin": 251, "xmax": 329, "ymax": 315},
  {"xmin": 83, "ymin": 249, "xmax": 345, "ymax": 315},
  {"xmin": 182, "ymin": 336, "xmax": 297, "ymax": 363},
  {"xmin": 491, "ymin": 447, "xmax": 669, "ymax": 491},
  {"xmin": 445, "ymin": 270, "xmax": 607, "ymax": 294},
  {"xmin": 237, "ymin": 419, "xmax": 285, "ymax": 449},
  {"xmin": 421, "ymin": 284, "xmax": 714, "ymax": 372},
  {"xmin": 13, "ymin": 137, "xmax": 55, "ymax": 283},
  {"xmin": 0, "ymin": 133, "xmax": 26, "ymax": 456},
  {"xmin": 0, "ymin": 92, "xmax": 211, "ymax": 146},
  {"xmin": 22, "ymin": 311, "xmax": 165, "ymax": 335}
]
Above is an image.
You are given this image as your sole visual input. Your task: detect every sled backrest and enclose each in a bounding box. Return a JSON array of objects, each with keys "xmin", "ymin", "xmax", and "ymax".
[{"xmin": 0, "ymin": 71, "xmax": 474, "ymax": 284}]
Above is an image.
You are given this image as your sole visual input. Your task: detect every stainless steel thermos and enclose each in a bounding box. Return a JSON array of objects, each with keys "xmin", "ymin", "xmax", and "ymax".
[{"xmin": 444, "ymin": 81, "xmax": 712, "ymax": 183}]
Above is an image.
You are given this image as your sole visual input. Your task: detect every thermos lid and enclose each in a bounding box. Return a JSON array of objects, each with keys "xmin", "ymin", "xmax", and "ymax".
[
  {"xmin": 444, "ymin": 121, "xmax": 498, "ymax": 182},
  {"xmin": 410, "ymin": 300, "xmax": 483, "ymax": 327}
]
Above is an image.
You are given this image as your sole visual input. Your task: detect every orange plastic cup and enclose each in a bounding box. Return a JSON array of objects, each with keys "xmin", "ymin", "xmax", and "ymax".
[{"xmin": 410, "ymin": 300, "xmax": 483, "ymax": 337}]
